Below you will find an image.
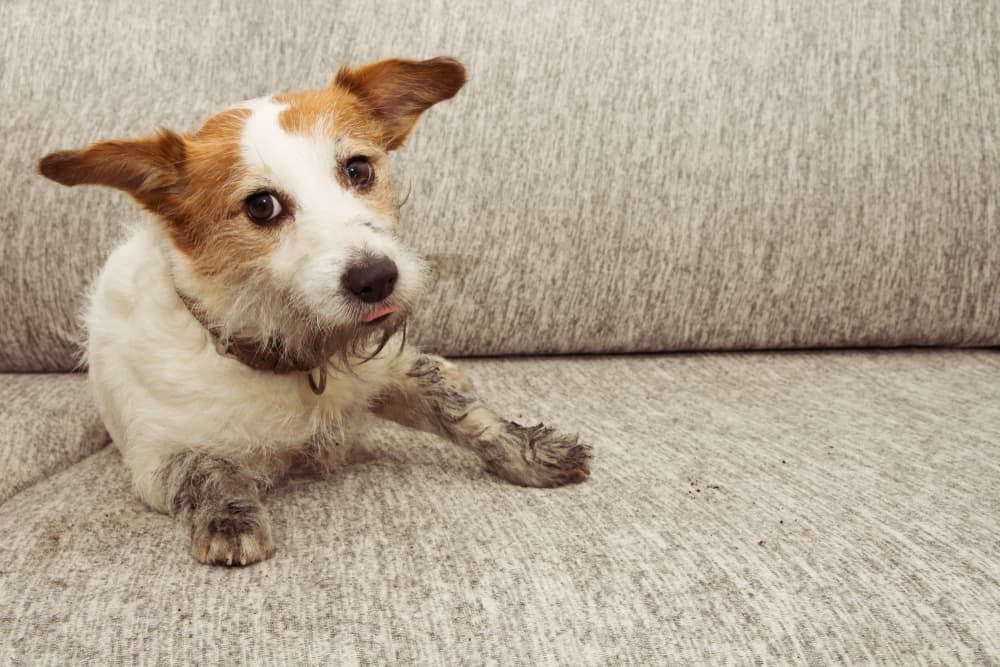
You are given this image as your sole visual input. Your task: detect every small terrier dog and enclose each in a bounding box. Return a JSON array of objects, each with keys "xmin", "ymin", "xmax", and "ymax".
[{"xmin": 38, "ymin": 57, "xmax": 591, "ymax": 566}]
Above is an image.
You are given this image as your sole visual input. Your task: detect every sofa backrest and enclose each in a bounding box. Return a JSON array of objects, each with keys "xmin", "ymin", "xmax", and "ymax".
[{"xmin": 3, "ymin": 1, "xmax": 998, "ymax": 371}]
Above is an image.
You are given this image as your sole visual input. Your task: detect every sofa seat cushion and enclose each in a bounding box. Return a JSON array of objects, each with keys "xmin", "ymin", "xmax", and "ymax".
[
  {"xmin": 0, "ymin": 373, "xmax": 108, "ymax": 504},
  {"xmin": 1, "ymin": 350, "xmax": 997, "ymax": 663}
]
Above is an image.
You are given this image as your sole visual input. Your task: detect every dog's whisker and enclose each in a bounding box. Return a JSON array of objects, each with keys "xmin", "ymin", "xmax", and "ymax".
[
  {"xmin": 398, "ymin": 178, "xmax": 413, "ymax": 208},
  {"xmin": 397, "ymin": 321, "xmax": 407, "ymax": 357}
]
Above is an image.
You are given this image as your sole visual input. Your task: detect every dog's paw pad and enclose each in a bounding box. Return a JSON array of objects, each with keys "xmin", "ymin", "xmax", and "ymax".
[
  {"xmin": 487, "ymin": 422, "xmax": 592, "ymax": 488},
  {"xmin": 190, "ymin": 500, "xmax": 274, "ymax": 567}
]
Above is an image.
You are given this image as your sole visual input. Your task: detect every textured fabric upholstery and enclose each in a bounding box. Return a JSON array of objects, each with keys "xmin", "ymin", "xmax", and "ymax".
[
  {"xmin": 1, "ymin": 351, "xmax": 998, "ymax": 664},
  {"xmin": 3, "ymin": 2, "xmax": 998, "ymax": 663},
  {"xmin": 0, "ymin": 373, "xmax": 108, "ymax": 504},
  {"xmin": 2, "ymin": 1, "xmax": 999, "ymax": 370}
]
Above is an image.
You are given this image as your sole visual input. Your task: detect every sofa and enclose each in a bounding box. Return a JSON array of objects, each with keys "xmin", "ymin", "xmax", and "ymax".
[{"xmin": 2, "ymin": 1, "xmax": 998, "ymax": 663}]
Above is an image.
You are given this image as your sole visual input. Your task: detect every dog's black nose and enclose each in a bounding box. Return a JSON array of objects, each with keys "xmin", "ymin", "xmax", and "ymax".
[{"xmin": 342, "ymin": 256, "xmax": 398, "ymax": 303}]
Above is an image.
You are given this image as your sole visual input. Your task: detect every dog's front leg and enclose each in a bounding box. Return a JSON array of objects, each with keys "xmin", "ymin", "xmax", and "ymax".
[
  {"xmin": 157, "ymin": 450, "xmax": 274, "ymax": 566},
  {"xmin": 375, "ymin": 353, "xmax": 591, "ymax": 487}
]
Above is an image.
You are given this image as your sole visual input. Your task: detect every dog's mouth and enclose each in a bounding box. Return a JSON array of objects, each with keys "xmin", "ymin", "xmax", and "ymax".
[{"xmin": 361, "ymin": 303, "xmax": 400, "ymax": 325}]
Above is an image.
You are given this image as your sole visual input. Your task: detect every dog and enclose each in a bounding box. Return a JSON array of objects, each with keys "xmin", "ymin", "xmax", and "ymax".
[{"xmin": 37, "ymin": 57, "xmax": 591, "ymax": 566}]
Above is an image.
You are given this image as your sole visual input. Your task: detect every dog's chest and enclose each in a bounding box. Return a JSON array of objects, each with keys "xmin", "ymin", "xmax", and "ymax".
[{"xmin": 86, "ymin": 225, "xmax": 386, "ymax": 453}]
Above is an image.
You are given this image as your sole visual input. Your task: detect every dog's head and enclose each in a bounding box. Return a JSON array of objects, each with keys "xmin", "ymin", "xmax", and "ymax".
[{"xmin": 39, "ymin": 57, "xmax": 466, "ymax": 366}]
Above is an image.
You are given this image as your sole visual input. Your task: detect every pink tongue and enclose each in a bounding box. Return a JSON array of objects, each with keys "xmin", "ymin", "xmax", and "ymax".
[{"xmin": 361, "ymin": 304, "xmax": 399, "ymax": 323}]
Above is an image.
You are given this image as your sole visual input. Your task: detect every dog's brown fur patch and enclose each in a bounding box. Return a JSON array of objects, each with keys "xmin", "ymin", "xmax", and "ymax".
[
  {"xmin": 333, "ymin": 57, "xmax": 467, "ymax": 150},
  {"xmin": 176, "ymin": 107, "xmax": 284, "ymax": 279},
  {"xmin": 275, "ymin": 85, "xmax": 382, "ymax": 143},
  {"xmin": 37, "ymin": 129, "xmax": 186, "ymax": 214},
  {"xmin": 37, "ymin": 107, "xmax": 279, "ymax": 281}
]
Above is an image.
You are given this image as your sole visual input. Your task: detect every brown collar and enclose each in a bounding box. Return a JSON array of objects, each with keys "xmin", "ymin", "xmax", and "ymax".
[{"xmin": 176, "ymin": 290, "xmax": 327, "ymax": 394}]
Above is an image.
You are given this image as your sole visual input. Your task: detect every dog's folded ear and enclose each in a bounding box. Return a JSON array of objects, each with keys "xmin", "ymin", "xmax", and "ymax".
[
  {"xmin": 333, "ymin": 57, "xmax": 467, "ymax": 150},
  {"xmin": 38, "ymin": 129, "xmax": 186, "ymax": 213}
]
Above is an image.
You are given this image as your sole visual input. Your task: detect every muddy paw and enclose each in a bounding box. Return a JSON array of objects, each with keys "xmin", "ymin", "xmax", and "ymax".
[
  {"xmin": 486, "ymin": 422, "xmax": 592, "ymax": 488},
  {"xmin": 190, "ymin": 498, "xmax": 274, "ymax": 567}
]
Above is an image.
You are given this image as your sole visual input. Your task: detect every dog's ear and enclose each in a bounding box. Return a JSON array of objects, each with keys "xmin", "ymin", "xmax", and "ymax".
[
  {"xmin": 38, "ymin": 129, "xmax": 186, "ymax": 213},
  {"xmin": 333, "ymin": 57, "xmax": 467, "ymax": 150}
]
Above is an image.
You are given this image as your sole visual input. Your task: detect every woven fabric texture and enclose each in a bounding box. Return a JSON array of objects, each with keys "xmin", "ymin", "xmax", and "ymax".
[
  {"xmin": 1, "ymin": 351, "xmax": 998, "ymax": 664},
  {"xmin": 2, "ymin": 1, "xmax": 999, "ymax": 370},
  {"xmin": 0, "ymin": 373, "xmax": 107, "ymax": 504}
]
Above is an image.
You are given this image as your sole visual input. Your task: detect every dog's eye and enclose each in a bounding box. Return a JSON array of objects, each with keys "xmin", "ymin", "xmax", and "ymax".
[
  {"xmin": 345, "ymin": 156, "xmax": 374, "ymax": 190},
  {"xmin": 245, "ymin": 192, "xmax": 282, "ymax": 224}
]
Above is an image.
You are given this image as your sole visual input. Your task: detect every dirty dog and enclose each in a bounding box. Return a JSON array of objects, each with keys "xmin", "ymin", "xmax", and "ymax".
[{"xmin": 38, "ymin": 57, "xmax": 591, "ymax": 566}]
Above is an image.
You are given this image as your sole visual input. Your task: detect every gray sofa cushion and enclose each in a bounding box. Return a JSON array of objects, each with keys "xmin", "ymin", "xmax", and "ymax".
[
  {"xmin": 3, "ymin": 1, "xmax": 999, "ymax": 370},
  {"xmin": 2, "ymin": 350, "xmax": 998, "ymax": 663},
  {"xmin": 0, "ymin": 373, "xmax": 107, "ymax": 504}
]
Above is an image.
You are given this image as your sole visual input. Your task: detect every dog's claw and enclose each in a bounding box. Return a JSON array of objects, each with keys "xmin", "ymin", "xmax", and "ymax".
[{"xmin": 190, "ymin": 502, "xmax": 274, "ymax": 567}]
